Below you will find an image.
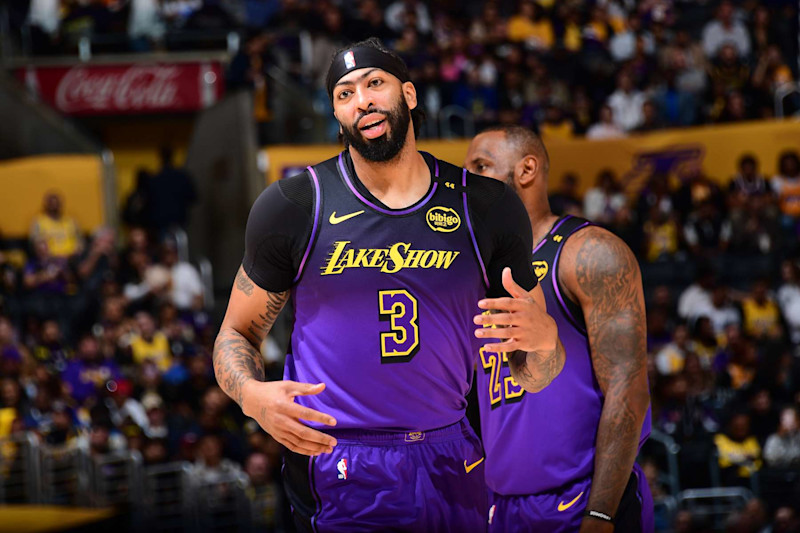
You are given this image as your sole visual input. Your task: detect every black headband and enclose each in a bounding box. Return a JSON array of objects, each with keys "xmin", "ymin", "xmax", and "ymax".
[{"xmin": 326, "ymin": 45, "xmax": 411, "ymax": 101}]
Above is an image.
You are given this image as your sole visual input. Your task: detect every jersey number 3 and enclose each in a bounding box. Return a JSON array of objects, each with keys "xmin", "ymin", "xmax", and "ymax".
[{"xmin": 378, "ymin": 289, "xmax": 420, "ymax": 363}]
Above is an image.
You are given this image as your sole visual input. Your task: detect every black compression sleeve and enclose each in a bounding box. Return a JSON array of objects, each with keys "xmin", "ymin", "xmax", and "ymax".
[
  {"xmin": 467, "ymin": 175, "xmax": 536, "ymax": 299},
  {"xmin": 242, "ymin": 172, "xmax": 314, "ymax": 293}
]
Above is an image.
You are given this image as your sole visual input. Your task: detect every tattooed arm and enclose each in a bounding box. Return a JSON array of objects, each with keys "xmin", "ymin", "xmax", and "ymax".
[
  {"xmin": 560, "ymin": 227, "xmax": 649, "ymax": 531},
  {"xmin": 475, "ymin": 268, "xmax": 565, "ymax": 393},
  {"xmin": 213, "ymin": 266, "xmax": 337, "ymax": 456}
]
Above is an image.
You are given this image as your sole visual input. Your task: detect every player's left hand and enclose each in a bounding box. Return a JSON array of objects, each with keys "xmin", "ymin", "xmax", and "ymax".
[{"xmin": 473, "ymin": 267, "xmax": 557, "ymax": 353}]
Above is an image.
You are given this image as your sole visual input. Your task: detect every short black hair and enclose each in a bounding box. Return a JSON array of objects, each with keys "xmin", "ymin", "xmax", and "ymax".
[{"xmin": 478, "ymin": 125, "xmax": 550, "ymax": 176}]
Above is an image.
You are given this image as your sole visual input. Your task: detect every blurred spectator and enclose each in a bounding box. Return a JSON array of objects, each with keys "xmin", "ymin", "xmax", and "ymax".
[
  {"xmin": 729, "ymin": 154, "xmax": 771, "ymax": 200},
  {"xmin": 771, "ymin": 507, "xmax": 800, "ymax": 533},
  {"xmin": 548, "ymin": 173, "xmax": 582, "ymax": 216},
  {"xmin": 700, "ymin": 285, "xmax": 740, "ymax": 337},
  {"xmin": 632, "ymin": 100, "xmax": 665, "ymax": 133},
  {"xmin": 192, "ymin": 433, "xmax": 243, "ymax": 484},
  {"xmin": 345, "ymin": 0, "xmax": 395, "ymax": 44},
  {"xmin": 104, "ymin": 378, "xmax": 148, "ymax": 432},
  {"xmin": 452, "ymin": 67, "xmax": 499, "ymax": 132},
  {"xmin": 61, "ymin": 334, "xmax": 121, "ymax": 407},
  {"xmin": 678, "ymin": 265, "xmax": 716, "ymax": 320},
  {"xmin": 722, "ymin": 337, "xmax": 758, "ymax": 391},
  {"xmin": 763, "ymin": 406, "xmax": 800, "ymax": 468},
  {"xmin": 128, "ymin": 0, "xmax": 165, "ymax": 51},
  {"xmin": 385, "ymin": 0, "xmax": 432, "ymax": 36},
  {"xmin": 714, "ymin": 412, "xmax": 762, "ymax": 487},
  {"xmin": 31, "ymin": 319, "xmax": 72, "ymax": 373},
  {"xmin": 752, "ymin": 45, "xmax": 794, "ymax": 119},
  {"xmin": 656, "ymin": 323, "xmax": 692, "ymax": 376},
  {"xmin": 27, "ymin": 0, "xmax": 61, "ymax": 54},
  {"xmin": 23, "ymin": 238, "xmax": 75, "ymax": 334},
  {"xmin": 662, "ymin": 29, "xmax": 708, "ymax": 98},
  {"xmin": 245, "ymin": 451, "xmax": 282, "ymax": 531},
  {"xmin": 701, "ymin": 0, "xmax": 750, "ymax": 59},
  {"xmin": 777, "ymin": 259, "xmax": 800, "ymax": 345},
  {"xmin": 141, "ymin": 391, "xmax": 168, "ymax": 439},
  {"xmin": 507, "ymin": 0, "xmax": 553, "ymax": 51},
  {"xmin": 160, "ymin": 240, "xmax": 204, "ymax": 312},
  {"xmin": 682, "ymin": 200, "xmax": 731, "ymax": 258},
  {"xmin": 748, "ymin": 388, "xmax": 780, "ymax": 446},
  {"xmin": 122, "ymin": 170, "xmax": 153, "ymax": 230},
  {"xmin": 30, "ymin": 192, "xmax": 83, "ymax": 260},
  {"xmin": 585, "ymin": 104, "xmax": 626, "ymax": 140},
  {"xmin": 772, "ymin": 151, "xmax": 800, "ymax": 240},
  {"xmin": 129, "ymin": 311, "xmax": 172, "ymax": 372},
  {"xmin": 0, "ymin": 317, "xmax": 28, "ymax": 380},
  {"xmin": 709, "ymin": 43, "xmax": 750, "ymax": 95},
  {"xmin": 538, "ymin": 103, "xmax": 574, "ymax": 141},
  {"xmin": 741, "ymin": 279, "xmax": 784, "ymax": 342},
  {"xmin": 468, "ymin": 2, "xmax": 506, "ymax": 47},
  {"xmin": 691, "ymin": 316, "xmax": 723, "ymax": 370},
  {"xmin": 582, "ymin": 169, "xmax": 629, "ymax": 228},
  {"xmin": 606, "ymin": 70, "xmax": 647, "ymax": 132},
  {"xmin": 147, "ymin": 147, "xmax": 197, "ymax": 234}
]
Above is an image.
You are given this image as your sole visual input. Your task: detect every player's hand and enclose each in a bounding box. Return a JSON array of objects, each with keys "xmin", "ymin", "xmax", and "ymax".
[
  {"xmin": 473, "ymin": 267, "xmax": 557, "ymax": 353},
  {"xmin": 241, "ymin": 380, "xmax": 338, "ymax": 456}
]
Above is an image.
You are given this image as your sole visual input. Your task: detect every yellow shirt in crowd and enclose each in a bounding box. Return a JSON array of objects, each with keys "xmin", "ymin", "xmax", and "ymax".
[
  {"xmin": 714, "ymin": 433, "xmax": 762, "ymax": 478},
  {"xmin": 130, "ymin": 332, "xmax": 173, "ymax": 372},
  {"xmin": 30, "ymin": 214, "xmax": 82, "ymax": 258}
]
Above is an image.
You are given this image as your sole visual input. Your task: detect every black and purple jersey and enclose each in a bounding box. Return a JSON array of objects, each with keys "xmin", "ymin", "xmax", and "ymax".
[
  {"xmin": 477, "ymin": 215, "xmax": 652, "ymax": 495},
  {"xmin": 242, "ymin": 150, "xmax": 536, "ymax": 433}
]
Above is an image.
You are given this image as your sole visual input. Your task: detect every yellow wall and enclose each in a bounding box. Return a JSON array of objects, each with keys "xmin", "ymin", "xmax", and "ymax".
[
  {"xmin": 263, "ymin": 119, "xmax": 800, "ymax": 195},
  {"xmin": 0, "ymin": 155, "xmax": 105, "ymax": 238}
]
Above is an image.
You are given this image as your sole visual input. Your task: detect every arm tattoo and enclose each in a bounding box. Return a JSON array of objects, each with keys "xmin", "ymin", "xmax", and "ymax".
[
  {"xmin": 507, "ymin": 340, "xmax": 565, "ymax": 393},
  {"xmin": 574, "ymin": 228, "xmax": 648, "ymax": 517},
  {"xmin": 235, "ymin": 269, "xmax": 254, "ymax": 296},
  {"xmin": 213, "ymin": 289, "xmax": 289, "ymax": 407},
  {"xmin": 247, "ymin": 290, "xmax": 289, "ymax": 340}
]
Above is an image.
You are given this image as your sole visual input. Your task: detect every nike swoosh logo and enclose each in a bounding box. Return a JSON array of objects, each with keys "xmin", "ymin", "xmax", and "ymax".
[
  {"xmin": 557, "ymin": 491, "xmax": 585, "ymax": 512},
  {"xmin": 464, "ymin": 458, "xmax": 484, "ymax": 474},
  {"xmin": 329, "ymin": 210, "xmax": 365, "ymax": 225}
]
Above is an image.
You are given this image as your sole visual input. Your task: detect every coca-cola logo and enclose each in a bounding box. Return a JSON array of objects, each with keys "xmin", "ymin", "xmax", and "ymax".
[{"xmin": 54, "ymin": 66, "xmax": 182, "ymax": 112}]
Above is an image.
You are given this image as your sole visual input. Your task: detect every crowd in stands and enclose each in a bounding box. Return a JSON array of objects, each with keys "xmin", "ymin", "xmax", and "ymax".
[
  {"xmin": 10, "ymin": 0, "xmax": 798, "ymax": 140},
  {"xmin": 1, "ymin": 147, "xmax": 800, "ymax": 530}
]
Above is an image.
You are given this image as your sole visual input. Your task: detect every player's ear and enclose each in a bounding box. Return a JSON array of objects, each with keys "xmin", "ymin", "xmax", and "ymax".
[
  {"xmin": 516, "ymin": 155, "xmax": 539, "ymax": 187},
  {"xmin": 402, "ymin": 81, "xmax": 418, "ymax": 111}
]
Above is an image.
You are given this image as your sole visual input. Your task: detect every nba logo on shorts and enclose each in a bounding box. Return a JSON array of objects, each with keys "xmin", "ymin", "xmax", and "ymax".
[
  {"xmin": 344, "ymin": 51, "xmax": 356, "ymax": 69},
  {"xmin": 337, "ymin": 458, "xmax": 348, "ymax": 480}
]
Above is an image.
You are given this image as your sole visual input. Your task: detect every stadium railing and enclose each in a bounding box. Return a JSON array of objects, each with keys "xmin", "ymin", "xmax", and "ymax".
[
  {"xmin": 0, "ymin": 432, "xmax": 42, "ymax": 503},
  {"xmin": 677, "ymin": 487, "xmax": 754, "ymax": 531}
]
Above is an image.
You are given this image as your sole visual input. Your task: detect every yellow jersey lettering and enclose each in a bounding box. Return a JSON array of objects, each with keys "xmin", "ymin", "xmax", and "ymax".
[
  {"xmin": 321, "ymin": 241, "xmax": 460, "ymax": 275},
  {"xmin": 383, "ymin": 242, "xmax": 410, "ymax": 274},
  {"xmin": 436, "ymin": 250, "xmax": 460, "ymax": 269},
  {"xmin": 403, "ymin": 249, "xmax": 425, "ymax": 269},
  {"xmin": 368, "ymin": 249, "xmax": 387, "ymax": 268}
]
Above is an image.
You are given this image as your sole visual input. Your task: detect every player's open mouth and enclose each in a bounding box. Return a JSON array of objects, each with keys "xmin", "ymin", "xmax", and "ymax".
[{"xmin": 359, "ymin": 117, "xmax": 387, "ymax": 139}]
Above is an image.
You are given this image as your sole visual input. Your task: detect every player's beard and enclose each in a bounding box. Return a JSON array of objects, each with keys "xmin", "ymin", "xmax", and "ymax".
[{"xmin": 341, "ymin": 95, "xmax": 411, "ymax": 163}]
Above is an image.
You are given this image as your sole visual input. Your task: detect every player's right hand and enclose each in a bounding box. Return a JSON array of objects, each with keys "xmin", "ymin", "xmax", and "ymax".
[{"xmin": 241, "ymin": 380, "xmax": 338, "ymax": 456}]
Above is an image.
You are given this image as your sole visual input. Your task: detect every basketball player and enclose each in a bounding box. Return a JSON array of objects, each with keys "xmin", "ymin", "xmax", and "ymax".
[
  {"xmin": 213, "ymin": 39, "xmax": 564, "ymax": 532},
  {"xmin": 466, "ymin": 126, "xmax": 653, "ymax": 532}
]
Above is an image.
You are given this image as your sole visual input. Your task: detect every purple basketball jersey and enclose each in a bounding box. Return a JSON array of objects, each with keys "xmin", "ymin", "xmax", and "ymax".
[
  {"xmin": 287, "ymin": 152, "xmax": 488, "ymax": 432},
  {"xmin": 478, "ymin": 215, "xmax": 652, "ymax": 495}
]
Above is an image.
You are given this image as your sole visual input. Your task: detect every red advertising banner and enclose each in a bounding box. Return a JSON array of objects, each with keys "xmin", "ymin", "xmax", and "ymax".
[{"xmin": 16, "ymin": 62, "xmax": 225, "ymax": 115}]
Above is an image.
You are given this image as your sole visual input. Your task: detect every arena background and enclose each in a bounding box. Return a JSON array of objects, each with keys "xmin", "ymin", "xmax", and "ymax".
[{"xmin": 1, "ymin": 0, "xmax": 800, "ymax": 531}]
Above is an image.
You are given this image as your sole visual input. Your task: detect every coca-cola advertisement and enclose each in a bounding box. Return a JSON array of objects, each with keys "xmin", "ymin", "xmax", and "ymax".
[{"xmin": 16, "ymin": 62, "xmax": 225, "ymax": 115}]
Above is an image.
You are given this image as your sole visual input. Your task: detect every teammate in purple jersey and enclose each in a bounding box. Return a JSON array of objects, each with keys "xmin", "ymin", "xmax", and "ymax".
[
  {"xmin": 213, "ymin": 39, "xmax": 564, "ymax": 532},
  {"xmin": 467, "ymin": 126, "xmax": 654, "ymax": 532}
]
